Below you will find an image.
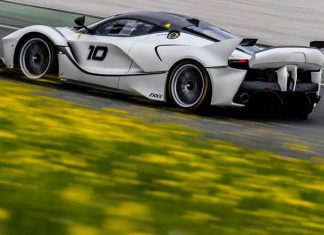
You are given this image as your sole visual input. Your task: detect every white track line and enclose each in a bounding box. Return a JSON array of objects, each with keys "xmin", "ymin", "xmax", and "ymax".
[{"xmin": 0, "ymin": 24, "xmax": 20, "ymax": 30}]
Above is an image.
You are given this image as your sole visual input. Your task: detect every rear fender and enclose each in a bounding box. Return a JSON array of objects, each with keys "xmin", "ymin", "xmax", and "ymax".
[
  {"xmin": 157, "ymin": 38, "xmax": 241, "ymax": 70},
  {"xmin": 128, "ymin": 32, "xmax": 241, "ymax": 73}
]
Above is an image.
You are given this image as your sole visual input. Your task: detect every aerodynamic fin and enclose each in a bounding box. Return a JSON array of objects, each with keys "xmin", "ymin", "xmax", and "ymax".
[
  {"xmin": 310, "ymin": 41, "xmax": 324, "ymax": 49},
  {"xmin": 240, "ymin": 38, "xmax": 258, "ymax": 47}
]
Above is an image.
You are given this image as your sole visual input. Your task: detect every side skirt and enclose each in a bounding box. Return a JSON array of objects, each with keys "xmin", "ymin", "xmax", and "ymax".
[{"xmin": 63, "ymin": 78, "xmax": 131, "ymax": 95}]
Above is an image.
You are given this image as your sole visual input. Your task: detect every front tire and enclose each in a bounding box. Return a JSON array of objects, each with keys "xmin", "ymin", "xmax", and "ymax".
[
  {"xmin": 167, "ymin": 61, "xmax": 211, "ymax": 110},
  {"xmin": 18, "ymin": 36, "xmax": 57, "ymax": 79}
]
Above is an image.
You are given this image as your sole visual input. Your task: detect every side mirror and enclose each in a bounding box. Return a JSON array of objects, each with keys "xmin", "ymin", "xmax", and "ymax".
[
  {"xmin": 74, "ymin": 16, "xmax": 93, "ymax": 33},
  {"xmin": 74, "ymin": 16, "xmax": 86, "ymax": 27}
]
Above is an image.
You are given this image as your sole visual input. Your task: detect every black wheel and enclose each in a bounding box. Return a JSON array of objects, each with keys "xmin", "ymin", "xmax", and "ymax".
[
  {"xmin": 167, "ymin": 61, "xmax": 211, "ymax": 110},
  {"xmin": 18, "ymin": 35, "xmax": 57, "ymax": 79}
]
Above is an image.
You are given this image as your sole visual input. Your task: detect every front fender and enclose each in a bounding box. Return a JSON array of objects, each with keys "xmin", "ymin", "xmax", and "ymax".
[{"xmin": 1, "ymin": 25, "xmax": 67, "ymax": 68}]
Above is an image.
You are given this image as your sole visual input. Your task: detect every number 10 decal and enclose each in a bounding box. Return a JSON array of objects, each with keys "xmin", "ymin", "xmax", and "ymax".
[{"xmin": 87, "ymin": 45, "xmax": 108, "ymax": 61}]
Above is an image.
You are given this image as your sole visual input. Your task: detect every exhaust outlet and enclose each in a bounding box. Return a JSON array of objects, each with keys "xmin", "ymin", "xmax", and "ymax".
[{"xmin": 239, "ymin": 93, "xmax": 250, "ymax": 104}]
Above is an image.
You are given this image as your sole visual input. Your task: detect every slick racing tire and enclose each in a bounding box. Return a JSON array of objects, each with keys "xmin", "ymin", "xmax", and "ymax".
[
  {"xmin": 17, "ymin": 35, "xmax": 57, "ymax": 79},
  {"xmin": 168, "ymin": 61, "xmax": 211, "ymax": 111}
]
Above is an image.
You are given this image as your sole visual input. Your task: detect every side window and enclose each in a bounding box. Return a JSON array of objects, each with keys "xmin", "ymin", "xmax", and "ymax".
[
  {"xmin": 95, "ymin": 19, "xmax": 156, "ymax": 37},
  {"xmin": 131, "ymin": 21, "xmax": 155, "ymax": 36}
]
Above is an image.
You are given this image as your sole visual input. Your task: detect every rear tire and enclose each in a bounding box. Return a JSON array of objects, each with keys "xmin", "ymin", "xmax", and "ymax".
[
  {"xmin": 17, "ymin": 35, "xmax": 57, "ymax": 79},
  {"xmin": 167, "ymin": 61, "xmax": 211, "ymax": 111}
]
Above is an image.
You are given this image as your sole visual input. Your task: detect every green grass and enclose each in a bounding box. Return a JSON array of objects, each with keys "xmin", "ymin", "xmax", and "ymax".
[{"xmin": 0, "ymin": 80, "xmax": 324, "ymax": 235}]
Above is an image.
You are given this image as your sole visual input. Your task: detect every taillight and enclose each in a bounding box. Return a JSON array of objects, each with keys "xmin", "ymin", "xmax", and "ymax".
[{"xmin": 228, "ymin": 59, "xmax": 250, "ymax": 70}]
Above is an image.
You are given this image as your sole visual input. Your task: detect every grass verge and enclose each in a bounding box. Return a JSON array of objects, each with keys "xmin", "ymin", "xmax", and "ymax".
[{"xmin": 0, "ymin": 80, "xmax": 324, "ymax": 235}]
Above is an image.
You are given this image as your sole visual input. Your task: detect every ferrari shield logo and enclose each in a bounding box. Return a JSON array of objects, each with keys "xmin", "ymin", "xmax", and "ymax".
[{"xmin": 77, "ymin": 33, "xmax": 82, "ymax": 40}]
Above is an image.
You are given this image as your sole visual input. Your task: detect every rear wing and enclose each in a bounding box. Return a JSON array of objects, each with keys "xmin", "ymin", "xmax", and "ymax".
[
  {"xmin": 310, "ymin": 41, "xmax": 324, "ymax": 49},
  {"xmin": 249, "ymin": 47, "xmax": 324, "ymax": 71},
  {"xmin": 240, "ymin": 38, "xmax": 258, "ymax": 47}
]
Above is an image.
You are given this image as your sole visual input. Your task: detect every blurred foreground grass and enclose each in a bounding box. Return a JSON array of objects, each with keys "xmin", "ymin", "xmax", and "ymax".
[{"xmin": 0, "ymin": 80, "xmax": 324, "ymax": 235}]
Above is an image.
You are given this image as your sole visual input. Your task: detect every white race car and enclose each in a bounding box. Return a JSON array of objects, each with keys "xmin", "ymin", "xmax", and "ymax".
[{"xmin": 1, "ymin": 12, "xmax": 323, "ymax": 117}]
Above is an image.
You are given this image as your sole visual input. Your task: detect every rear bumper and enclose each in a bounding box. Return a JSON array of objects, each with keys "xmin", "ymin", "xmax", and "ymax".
[
  {"xmin": 253, "ymin": 92, "xmax": 319, "ymax": 117},
  {"xmin": 237, "ymin": 81, "xmax": 319, "ymax": 94},
  {"xmin": 234, "ymin": 82, "xmax": 321, "ymax": 116},
  {"xmin": 234, "ymin": 80, "xmax": 321, "ymax": 117}
]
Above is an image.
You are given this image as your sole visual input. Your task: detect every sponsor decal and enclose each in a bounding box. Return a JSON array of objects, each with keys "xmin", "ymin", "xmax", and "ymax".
[
  {"xmin": 87, "ymin": 46, "xmax": 108, "ymax": 61},
  {"xmin": 149, "ymin": 93, "xmax": 163, "ymax": 99},
  {"xmin": 167, "ymin": 31, "xmax": 180, "ymax": 39}
]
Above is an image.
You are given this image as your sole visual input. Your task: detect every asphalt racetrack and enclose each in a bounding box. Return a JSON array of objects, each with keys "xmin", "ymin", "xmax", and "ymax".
[
  {"xmin": 1, "ymin": 1, "xmax": 324, "ymax": 158},
  {"xmin": 7, "ymin": 0, "xmax": 324, "ymax": 45}
]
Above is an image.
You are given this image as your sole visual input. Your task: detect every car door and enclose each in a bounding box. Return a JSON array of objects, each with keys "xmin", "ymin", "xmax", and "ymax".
[{"xmin": 67, "ymin": 19, "xmax": 156, "ymax": 87}]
